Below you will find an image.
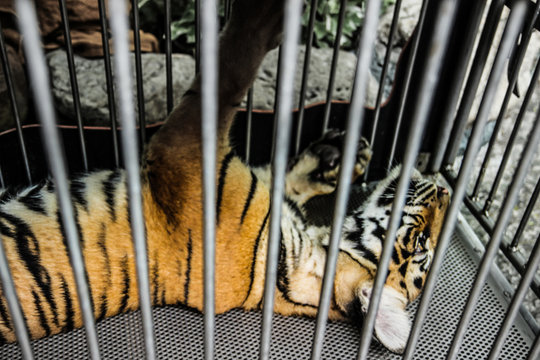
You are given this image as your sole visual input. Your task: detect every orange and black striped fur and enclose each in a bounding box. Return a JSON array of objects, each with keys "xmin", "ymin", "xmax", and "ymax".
[{"xmin": 0, "ymin": 0, "xmax": 449, "ymax": 354}]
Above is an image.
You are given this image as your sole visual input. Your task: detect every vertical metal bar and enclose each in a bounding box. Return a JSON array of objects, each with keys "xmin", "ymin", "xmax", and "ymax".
[
  {"xmin": 321, "ymin": 0, "xmax": 348, "ymax": 133},
  {"xmin": 14, "ymin": 0, "xmax": 102, "ymax": 358},
  {"xmin": 0, "ymin": 20, "xmax": 32, "ymax": 185},
  {"xmin": 245, "ymin": 88, "xmax": 253, "ymax": 163},
  {"xmin": 259, "ymin": 1, "xmax": 303, "ymax": 359},
  {"xmin": 200, "ymin": 0, "xmax": 218, "ymax": 359},
  {"xmin": 510, "ymin": 175, "xmax": 540, "ymax": 250},
  {"xmin": 97, "ymin": 0, "xmax": 120, "ymax": 167},
  {"xmin": 442, "ymin": 0, "xmax": 505, "ymax": 167},
  {"xmin": 294, "ymin": 0, "xmax": 318, "ymax": 155},
  {"xmin": 528, "ymin": 332, "xmax": 540, "ymax": 360},
  {"xmin": 108, "ymin": 0, "xmax": 156, "ymax": 358},
  {"xmin": 403, "ymin": 4, "xmax": 527, "ymax": 358},
  {"xmin": 270, "ymin": 46, "xmax": 283, "ymax": 162},
  {"xmin": 309, "ymin": 0, "xmax": 381, "ymax": 359},
  {"xmin": 472, "ymin": 1, "xmax": 540, "ymax": 199},
  {"xmin": 428, "ymin": 0, "xmax": 488, "ymax": 172},
  {"xmin": 487, "ymin": 232, "xmax": 540, "ymax": 360},
  {"xmin": 447, "ymin": 68, "xmax": 538, "ymax": 360},
  {"xmin": 482, "ymin": 56, "xmax": 540, "ymax": 214},
  {"xmin": 0, "ymin": 167, "xmax": 4, "ymax": 189},
  {"xmin": 165, "ymin": 0, "xmax": 173, "ymax": 115},
  {"xmin": 58, "ymin": 0, "xmax": 88, "ymax": 172},
  {"xmin": 195, "ymin": 0, "xmax": 201, "ymax": 73},
  {"xmin": 131, "ymin": 0, "xmax": 147, "ymax": 145},
  {"xmin": 0, "ymin": 235, "xmax": 34, "ymax": 359},
  {"xmin": 365, "ymin": 0, "xmax": 401, "ymax": 178},
  {"xmin": 386, "ymin": 0, "xmax": 430, "ymax": 172},
  {"xmin": 357, "ymin": 2, "xmax": 457, "ymax": 359}
]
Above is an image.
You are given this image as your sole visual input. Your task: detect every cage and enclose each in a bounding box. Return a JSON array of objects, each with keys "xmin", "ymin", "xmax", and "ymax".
[{"xmin": 0, "ymin": 0, "xmax": 538, "ymax": 359}]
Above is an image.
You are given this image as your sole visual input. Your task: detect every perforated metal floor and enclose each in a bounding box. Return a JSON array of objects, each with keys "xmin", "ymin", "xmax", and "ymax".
[{"xmin": 0, "ymin": 228, "xmax": 534, "ymax": 359}]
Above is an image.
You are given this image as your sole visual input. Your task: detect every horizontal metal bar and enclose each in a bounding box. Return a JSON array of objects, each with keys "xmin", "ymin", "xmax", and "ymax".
[
  {"xmin": 97, "ymin": 0, "xmax": 120, "ymax": 167},
  {"xmin": 259, "ymin": 1, "xmax": 303, "ymax": 359},
  {"xmin": 14, "ymin": 0, "xmax": 102, "ymax": 358},
  {"xmin": 403, "ymin": 2, "xmax": 527, "ymax": 358},
  {"xmin": 387, "ymin": 0, "xmax": 430, "ymax": 172},
  {"xmin": 0, "ymin": 236, "xmax": 34, "ymax": 359},
  {"xmin": 107, "ymin": 1, "xmax": 156, "ymax": 359},
  {"xmin": 359, "ymin": 1, "xmax": 458, "ymax": 358},
  {"xmin": 310, "ymin": 0, "xmax": 381, "ymax": 358},
  {"xmin": 294, "ymin": 0, "xmax": 318, "ymax": 155},
  {"xmin": 487, "ymin": 231, "xmax": 540, "ymax": 359},
  {"xmin": 0, "ymin": 19, "xmax": 32, "ymax": 185},
  {"xmin": 58, "ymin": 0, "xmax": 88, "ymax": 172},
  {"xmin": 199, "ymin": 0, "xmax": 218, "ymax": 359},
  {"xmin": 321, "ymin": 0, "xmax": 348, "ymax": 133},
  {"xmin": 446, "ymin": 7, "xmax": 534, "ymax": 358}
]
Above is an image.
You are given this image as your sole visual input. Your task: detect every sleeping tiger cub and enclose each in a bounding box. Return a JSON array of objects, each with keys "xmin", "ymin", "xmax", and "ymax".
[{"xmin": 0, "ymin": 0, "xmax": 449, "ymax": 354}]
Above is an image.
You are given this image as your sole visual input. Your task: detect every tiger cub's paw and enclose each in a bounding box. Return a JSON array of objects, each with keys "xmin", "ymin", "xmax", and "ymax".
[
  {"xmin": 285, "ymin": 129, "xmax": 372, "ymax": 204},
  {"xmin": 309, "ymin": 129, "xmax": 372, "ymax": 186}
]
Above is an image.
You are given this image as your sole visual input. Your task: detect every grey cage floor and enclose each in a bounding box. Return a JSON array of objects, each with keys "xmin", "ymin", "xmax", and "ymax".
[
  {"xmin": 0, "ymin": 228, "xmax": 535, "ymax": 359},
  {"xmin": 0, "ymin": 180, "xmax": 535, "ymax": 359}
]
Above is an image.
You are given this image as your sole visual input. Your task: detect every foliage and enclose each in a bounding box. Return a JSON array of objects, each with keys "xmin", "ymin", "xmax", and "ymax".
[{"xmin": 138, "ymin": 0, "xmax": 396, "ymax": 54}]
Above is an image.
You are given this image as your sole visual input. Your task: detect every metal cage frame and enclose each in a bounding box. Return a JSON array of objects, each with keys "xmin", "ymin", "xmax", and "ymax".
[{"xmin": 0, "ymin": 0, "xmax": 539, "ymax": 359}]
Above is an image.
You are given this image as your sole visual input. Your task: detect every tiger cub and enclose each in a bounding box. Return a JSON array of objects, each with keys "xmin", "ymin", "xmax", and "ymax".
[{"xmin": 0, "ymin": 0, "xmax": 449, "ymax": 355}]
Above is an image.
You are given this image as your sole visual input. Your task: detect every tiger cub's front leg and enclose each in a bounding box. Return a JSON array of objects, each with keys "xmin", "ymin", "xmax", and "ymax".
[{"xmin": 285, "ymin": 129, "xmax": 372, "ymax": 207}]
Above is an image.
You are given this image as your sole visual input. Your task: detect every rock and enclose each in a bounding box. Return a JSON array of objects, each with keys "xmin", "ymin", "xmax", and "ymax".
[
  {"xmin": 47, "ymin": 50, "xmax": 196, "ymax": 126},
  {"xmin": 0, "ymin": 45, "xmax": 28, "ymax": 132},
  {"xmin": 248, "ymin": 46, "xmax": 378, "ymax": 110},
  {"xmin": 48, "ymin": 46, "xmax": 377, "ymax": 124}
]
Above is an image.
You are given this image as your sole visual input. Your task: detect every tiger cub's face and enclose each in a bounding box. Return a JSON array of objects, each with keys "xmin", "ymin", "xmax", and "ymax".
[{"xmin": 338, "ymin": 167, "xmax": 450, "ymax": 353}]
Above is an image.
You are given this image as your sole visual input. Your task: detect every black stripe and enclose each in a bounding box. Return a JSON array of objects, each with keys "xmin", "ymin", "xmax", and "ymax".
[
  {"xmin": 184, "ymin": 230, "xmax": 193, "ymax": 304},
  {"xmin": 413, "ymin": 277, "xmax": 423, "ymax": 290},
  {"xmin": 392, "ymin": 245, "xmax": 400, "ymax": 264},
  {"xmin": 417, "ymin": 188, "xmax": 436, "ymax": 204},
  {"xmin": 216, "ymin": 152, "xmax": 235, "ymax": 225},
  {"xmin": 118, "ymin": 256, "xmax": 130, "ymax": 313},
  {"xmin": 0, "ymin": 211, "xmax": 60, "ymax": 328},
  {"xmin": 59, "ymin": 275, "xmax": 74, "ymax": 332},
  {"xmin": 70, "ymin": 177, "xmax": 88, "ymax": 211},
  {"xmin": 352, "ymin": 240, "xmax": 379, "ymax": 266},
  {"xmin": 152, "ymin": 256, "xmax": 159, "ymax": 305},
  {"xmin": 284, "ymin": 197, "xmax": 306, "ymax": 223},
  {"xmin": 0, "ymin": 298, "xmax": 12, "ymax": 332},
  {"xmin": 96, "ymin": 224, "xmax": 110, "ymax": 321},
  {"xmin": 398, "ymin": 261, "xmax": 409, "ymax": 277},
  {"xmin": 102, "ymin": 170, "xmax": 122, "ymax": 222},
  {"xmin": 240, "ymin": 172, "xmax": 258, "ymax": 224},
  {"xmin": 18, "ymin": 185, "xmax": 47, "ymax": 215},
  {"xmin": 330, "ymin": 247, "xmax": 375, "ymax": 277},
  {"xmin": 32, "ymin": 290, "xmax": 51, "ymax": 337},
  {"xmin": 242, "ymin": 208, "xmax": 270, "ymax": 306}
]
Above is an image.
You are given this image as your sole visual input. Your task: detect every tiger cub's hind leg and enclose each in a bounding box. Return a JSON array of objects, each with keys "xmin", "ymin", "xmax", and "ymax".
[{"xmin": 285, "ymin": 129, "xmax": 372, "ymax": 207}]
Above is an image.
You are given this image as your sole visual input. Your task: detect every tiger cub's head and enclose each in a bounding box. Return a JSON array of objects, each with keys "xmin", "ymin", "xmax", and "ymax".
[{"xmin": 336, "ymin": 166, "xmax": 450, "ymax": 353}]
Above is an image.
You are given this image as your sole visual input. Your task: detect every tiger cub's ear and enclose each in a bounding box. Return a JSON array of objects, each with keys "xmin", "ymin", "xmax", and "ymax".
[{"xmin": 357, "ymin": 284, "xmax": 411, "ymax": 354}]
